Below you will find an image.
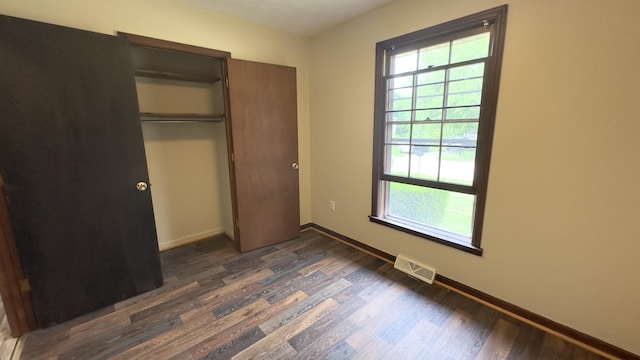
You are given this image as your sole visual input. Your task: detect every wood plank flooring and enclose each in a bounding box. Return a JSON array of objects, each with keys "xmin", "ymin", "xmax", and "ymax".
[
  {"xmin": 0, "ymin": 298, "xmax": 18, "ymax": 360},
  {"xmin": 18, "ymin": 230, "xmax": 607, "ymax": 359}
]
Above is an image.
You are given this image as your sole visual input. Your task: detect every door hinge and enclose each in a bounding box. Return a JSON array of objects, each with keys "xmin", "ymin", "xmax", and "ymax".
[
  {"xmin": 231, "ymin": 153, "xmax": 235, "ymax": 163},
  {"xmin": 19, "ymin": 278, "xmax": 31, "ymax": 292},
  {"xmin": 225, "ymin": 77, "xmax": 229, "ymax": 88}
]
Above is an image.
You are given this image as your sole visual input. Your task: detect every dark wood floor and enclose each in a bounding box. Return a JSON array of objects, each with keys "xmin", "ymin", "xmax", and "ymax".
[
  {"xmin": 18, "ymin": 229, "xmax": 606, "ymax": 360},
  {"xmin": 1, "ymin": 297, "xmax": 18, "ymax": 360}
]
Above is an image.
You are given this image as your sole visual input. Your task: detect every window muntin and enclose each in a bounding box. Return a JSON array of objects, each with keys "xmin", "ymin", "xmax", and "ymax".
[{"xmin": 371, "ymin": 6, "xmax": 508, "ymax": 254}]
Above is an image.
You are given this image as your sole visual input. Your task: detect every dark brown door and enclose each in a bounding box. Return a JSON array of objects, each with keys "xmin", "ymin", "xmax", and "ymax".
[
  {"xmin": 227, "ymin": 59, "xmax": 300, "ymax": 252},
  {"xmin": 0, "ymin": 16, "xmax": 163, "ymax": 326}
]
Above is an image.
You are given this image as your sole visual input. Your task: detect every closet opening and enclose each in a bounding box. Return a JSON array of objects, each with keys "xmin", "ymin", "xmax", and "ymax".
[{"xmin": 124, "ymin": 34, "xmax": 237, "ymax": 253}]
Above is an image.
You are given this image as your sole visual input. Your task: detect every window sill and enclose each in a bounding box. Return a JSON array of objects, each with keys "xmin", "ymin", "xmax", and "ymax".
[{"xmin": 369, "ymin": 215, "xmax": 483, "ymax": 256}]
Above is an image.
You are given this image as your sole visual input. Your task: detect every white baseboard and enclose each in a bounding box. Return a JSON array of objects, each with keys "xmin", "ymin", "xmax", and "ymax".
[{"xmin": 158, "ymin": 228, "xmax": 225, "ymax": 252}]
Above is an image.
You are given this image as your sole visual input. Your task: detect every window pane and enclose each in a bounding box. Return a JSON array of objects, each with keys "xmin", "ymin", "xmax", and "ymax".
[
  {"xmin": 415, "ymin": 109, "xmax": 443, "ymax": 121},
  {"xmin": 449, "ymin": 63, "xmax": 484, "ymax": 81},
  {"xmin": 416, "ymin": 83, "xmax": 444, "ymax": 109},
  {"xmin": 388, "ymin": 88, "xmax": 413, "ymax": 111},
  {"xmin": 386, "ymin": 124, "xmax": 411, "ymax": 143},
  {"xmin": 446, "ymin": 78, "xmax": 483, "ymax": 107},
  {"xmin": 412, "ymin": 123, "xmax": 441, "ymax": 146},
  {"xmin": 418, "ymin": 42, "xmax": 450, "ymax": 69},
  {"xmin": 450, "ymin": 32, "xmax": 490, "ymax": 64},
  {"xmin": 384, "ymin": 145, "xmax": 410, "ymax": 176},
  {"xmin": 409, "ymin": 146, "xmax": 439, "ymax": 181},
  {"xmin": 442, "ymin": 122, "xmax": 478, "ymax": 147},
  {"xmin": 440, "ymin": 148, "xmax": 476, "ymax": 186},
  {"xmin": 391, "ymin": 50, "xmax": 417, "ymax": 75},
  {"xmin": 387, "ymin": 111, "xmax": 411, "ymax": 122},
  {"xmin": 389, "ymin": 75, "xmax": 414, "ymax": 89},
  {"xmin": 417, "ymin": 70, "xmax": 445, "ymax": 85},
  {"xmin": 386, "ymin": 182, "xmax": 474, "ymax": 238},
  {"xmin": 446, "ymin": 106, "xmax": 480, "ymax": 120}
]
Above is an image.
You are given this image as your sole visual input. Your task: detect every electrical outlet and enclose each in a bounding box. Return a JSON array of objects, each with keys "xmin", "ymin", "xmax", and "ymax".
[{"xmin": 329, "ymin": 200, "xmax": 336, "ymax": 211}]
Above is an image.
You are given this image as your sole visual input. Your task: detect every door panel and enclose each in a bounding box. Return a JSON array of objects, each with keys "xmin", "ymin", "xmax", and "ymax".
[
  {"xmin": 228, "ymin": 59, "xmax": 300, "ymax": 252},
  {"xmin": 0, "ymin": 16, "xmax": 163, "ymax": 326}
]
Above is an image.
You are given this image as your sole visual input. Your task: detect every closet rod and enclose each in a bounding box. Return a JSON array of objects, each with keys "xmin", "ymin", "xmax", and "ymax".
[
  {"xmin": 141, "ymin": 119, "xmax": 224, "ymax": 123},
  {"xmin": 140, "ymin": 112, "xmax": 225, "ymax": 123},
  {"xmin": 134, "ymin": 69, "xmax": 220, "ymax": 84}
]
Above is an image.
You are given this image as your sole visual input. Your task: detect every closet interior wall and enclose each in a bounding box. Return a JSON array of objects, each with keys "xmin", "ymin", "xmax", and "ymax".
[{"xmin": 131, "ymin": 46, "xmax": 234, "ymax": 250}]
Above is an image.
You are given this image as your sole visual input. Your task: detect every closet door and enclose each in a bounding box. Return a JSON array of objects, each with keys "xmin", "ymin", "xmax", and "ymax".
[
  {"xmin": 228, "ymin": 59, "xmax": 300, "ymax": 252},
  {"xmin": 0, "ymin": 16, "xmax": 162, "ymax": 326}
]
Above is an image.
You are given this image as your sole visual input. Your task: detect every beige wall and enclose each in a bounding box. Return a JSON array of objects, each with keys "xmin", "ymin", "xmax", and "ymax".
[
  {"xmin": 141, "ymin": 122, "xmax": 231, "ymax": 249},
  {"xmin": 309, "ymin": 0, "xmax": 640, "ymax": 354},
  {"xmin": 0, "ymin": 0, "xmax": 313, "ymax": 240}
]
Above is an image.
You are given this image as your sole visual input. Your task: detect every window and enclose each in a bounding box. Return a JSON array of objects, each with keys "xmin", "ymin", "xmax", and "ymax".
[{"xmin": 370, "ymin": 6, "xmax": 508, "ymax": 255}]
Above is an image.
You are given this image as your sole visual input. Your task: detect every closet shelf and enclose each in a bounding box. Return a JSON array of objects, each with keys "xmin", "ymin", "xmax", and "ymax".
[
  {"xmin": 134, "ymin": 69, "xmax": 220, "ymax": 84},
  {"xmin": 140, "ymin": 112, "xmax": 225, "ymax": 123}
]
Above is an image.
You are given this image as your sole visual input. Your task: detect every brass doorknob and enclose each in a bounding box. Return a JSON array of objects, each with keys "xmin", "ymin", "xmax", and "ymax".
[{"xmin": 136, "ymin": 181, "xmax": 148, "ymax": 191}]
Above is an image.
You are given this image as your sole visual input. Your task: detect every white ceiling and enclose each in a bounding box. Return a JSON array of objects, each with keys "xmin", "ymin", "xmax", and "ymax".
[{"xmin": 183, "ymin": 0, "xmax": 396, "ymax": 36}]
